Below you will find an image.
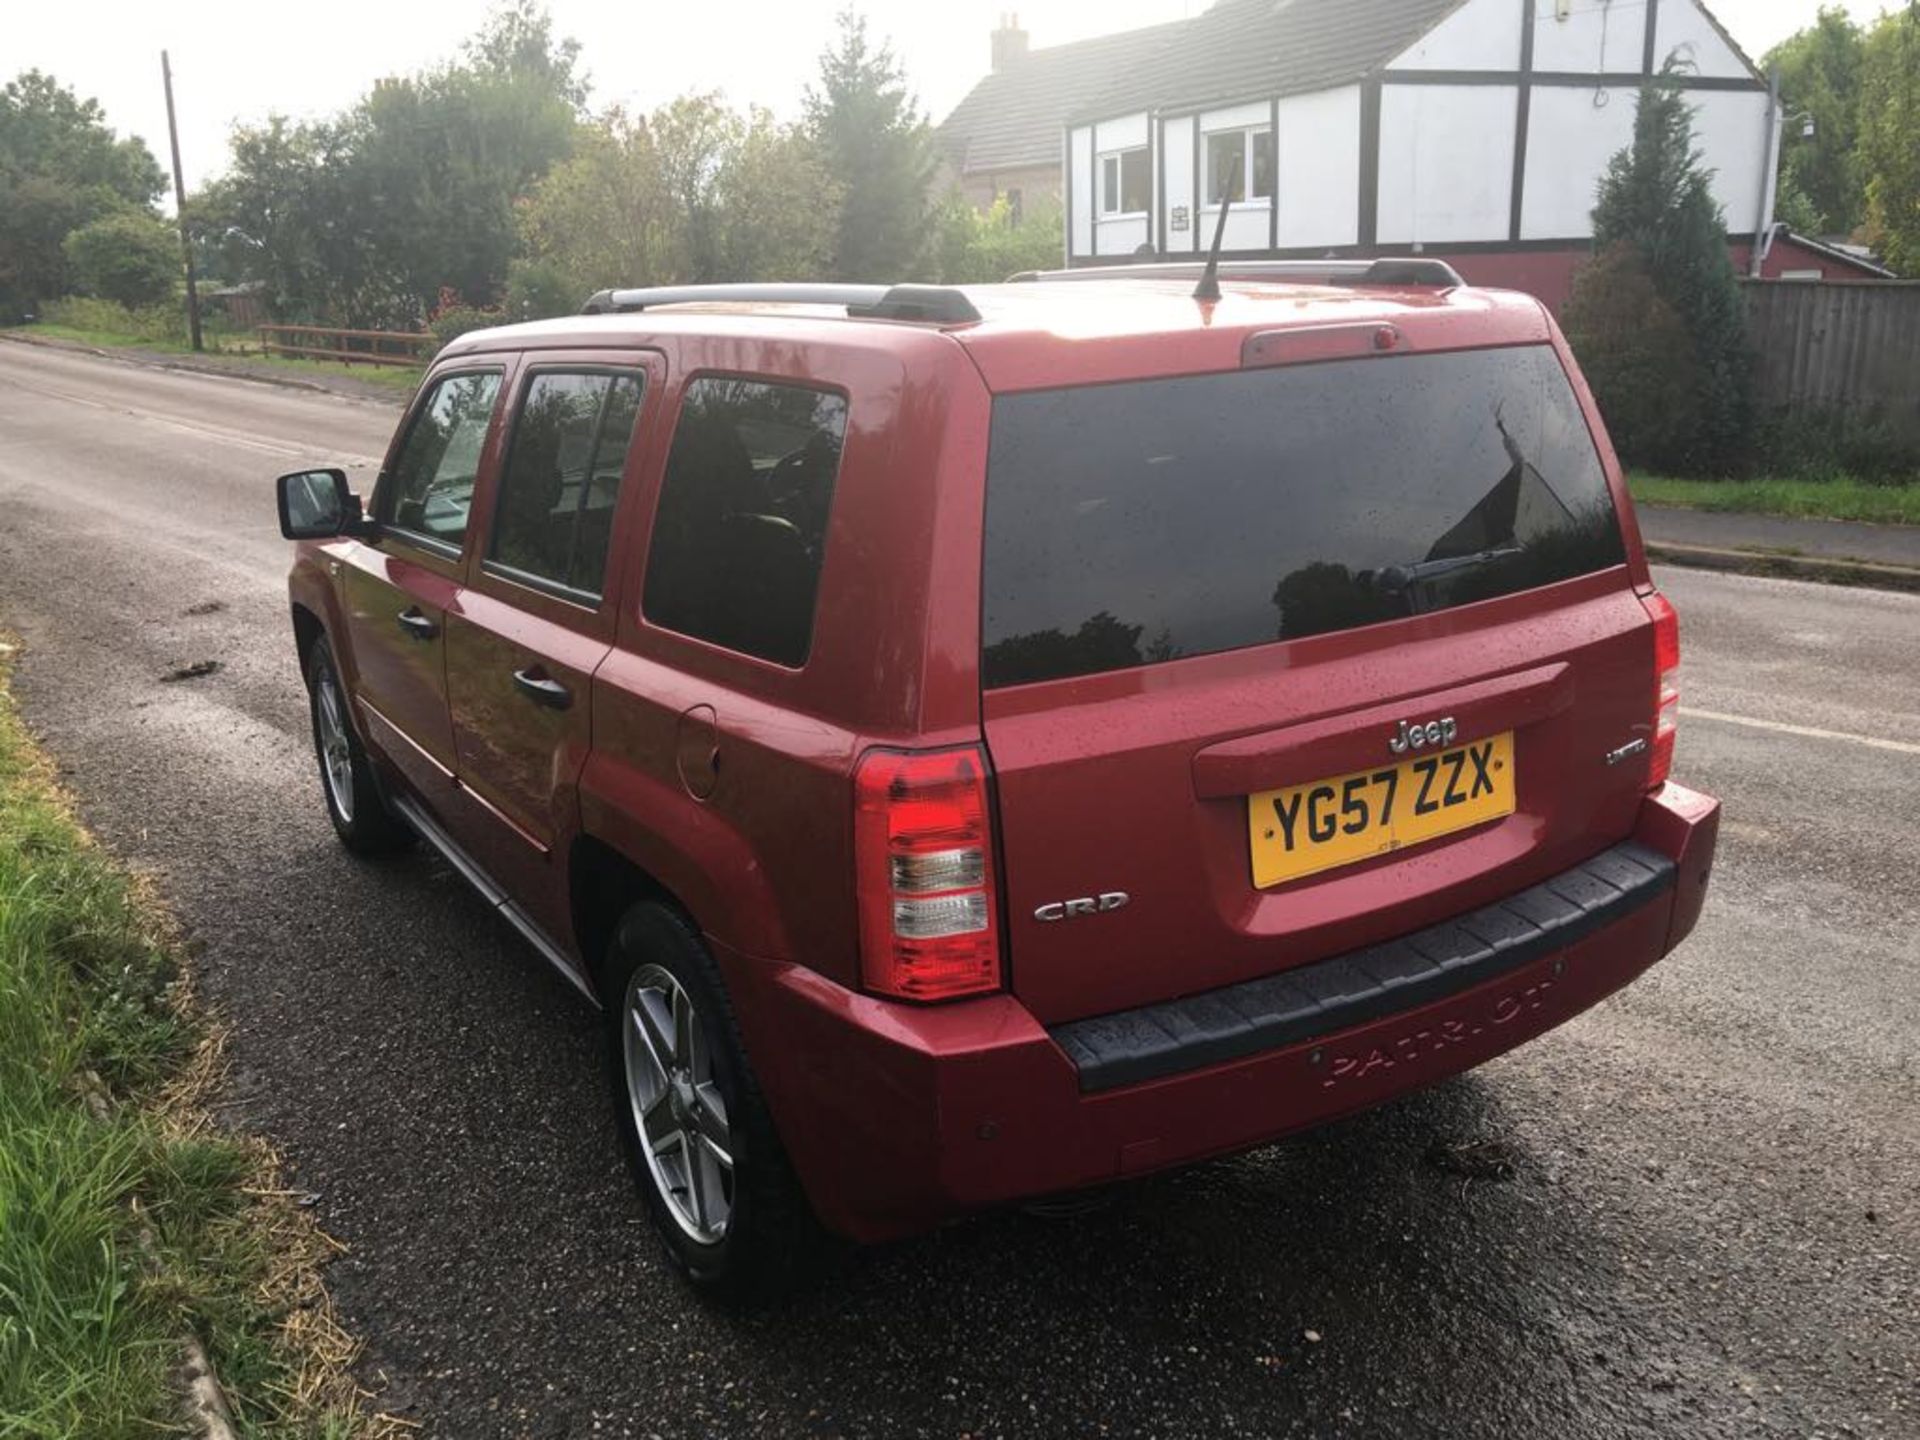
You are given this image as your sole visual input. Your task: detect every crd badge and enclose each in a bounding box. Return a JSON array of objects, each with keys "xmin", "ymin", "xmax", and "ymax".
[{"xmin": 1034, "ymin": 892, "xmax": 1131, "ymax": 923}]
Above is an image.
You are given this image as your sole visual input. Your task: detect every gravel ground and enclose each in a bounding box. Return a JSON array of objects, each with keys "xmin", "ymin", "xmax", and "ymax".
[{"xmin": 0, "ymin": 341, "xmax": 1914, "ymax": 1439}]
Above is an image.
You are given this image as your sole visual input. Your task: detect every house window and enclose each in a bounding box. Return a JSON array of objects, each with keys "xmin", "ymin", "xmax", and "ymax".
[
  {"xmin": 1205, "ymin": 126, "xmax": 1274, "ymax": 205},
  {"xmin": 1099, "ymin": 147, "xmax": 1151, "ymax": 216}
]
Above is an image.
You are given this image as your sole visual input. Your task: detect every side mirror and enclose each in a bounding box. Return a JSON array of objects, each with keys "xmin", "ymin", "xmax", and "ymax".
[{"xmin": 276, "ymin": 468, "xmax": 365, "ymax": 540}]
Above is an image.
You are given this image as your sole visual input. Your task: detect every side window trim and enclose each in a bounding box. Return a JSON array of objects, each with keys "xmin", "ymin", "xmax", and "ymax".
[
  {"xmin": 479, "ymin": 557, "xmax": 605, "ymax": 610},
  {"xmin": 479, "ymin": 362, "xmax": 649, "ymax": 610},
  {"xmin": 376, "ymin": 364, "xmax": 507, "ymax": 557}
]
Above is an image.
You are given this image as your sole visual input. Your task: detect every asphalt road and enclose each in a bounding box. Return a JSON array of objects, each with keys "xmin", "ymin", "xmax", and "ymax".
[{"xmin": 1, "ymin": 339, "xmax": 1914, "ymax": 1440}]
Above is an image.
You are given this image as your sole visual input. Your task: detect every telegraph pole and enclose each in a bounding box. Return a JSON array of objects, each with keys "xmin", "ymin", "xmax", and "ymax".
[{"xmin": 161, "ymin": 50, "xmax": 203, "ymax": 352}]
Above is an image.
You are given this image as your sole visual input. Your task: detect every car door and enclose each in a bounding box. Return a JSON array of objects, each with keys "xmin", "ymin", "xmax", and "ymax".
[
  {"xmin": 338, "ymin": 365, "xmax": 510, "ymax": 804},
  {"xmin": 444, "ymin": 354, "xmax": 659, "ymax": 945}
]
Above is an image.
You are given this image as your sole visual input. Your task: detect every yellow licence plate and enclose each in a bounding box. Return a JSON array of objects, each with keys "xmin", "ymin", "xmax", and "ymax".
[{"xmin": 1248, "ymin": 733, "xmax": 1516, "ymax": 889}]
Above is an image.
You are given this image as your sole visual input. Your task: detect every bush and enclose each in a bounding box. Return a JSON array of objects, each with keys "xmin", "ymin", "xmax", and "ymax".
[
  {"xmin": 1564, "ymin": 245, "xmax": 1705, "ymax": 471},
  {"xmin": 923, "ymin": 193, "xmax": 1064, "ymax": 284},
  {"xmin": 1758, "ymin": 407, "xmax": 1920, "ymax": 485},
  {"xmin": 61, "ymin": 211, "xmax": 179, "ymax": 309},
  {"xmin": 1564, "ymin": 69, "xmax": 1756, "ymax": 476},
  {"xmin": 503, "ymin": 257, "xmax": 582, "ymax": 322},
  {"xmin": 39, "ymin": 294, "xmax": 188, "ymax": 346},
  {"xmin": 426, "ymin": 289, "xmax": 504, "ymax": 351}
]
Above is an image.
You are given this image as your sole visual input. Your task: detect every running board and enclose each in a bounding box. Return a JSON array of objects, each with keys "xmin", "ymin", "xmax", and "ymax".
[{"xmin": 389, "ymin": 794, "xmax": 600, "ymax": 1008}]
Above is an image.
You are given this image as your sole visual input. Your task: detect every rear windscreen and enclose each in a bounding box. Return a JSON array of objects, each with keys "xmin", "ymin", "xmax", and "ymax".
[{"xmin": 981, "ymin": 344, "xmax": 1626, "ymax": 689}]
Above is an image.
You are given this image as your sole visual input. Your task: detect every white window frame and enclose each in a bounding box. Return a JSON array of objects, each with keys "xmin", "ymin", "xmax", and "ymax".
[
  {"xmin": 1098, "ymin": 146, "xmax": 1151, "ymax": 217},
  {"xmin": 1203, "ymin": 125, "xmax": 1274, "ymax": 208}
]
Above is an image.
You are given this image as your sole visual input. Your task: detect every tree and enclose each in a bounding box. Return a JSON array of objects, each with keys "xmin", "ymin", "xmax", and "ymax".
[
  {"xmin": 1560, "ymin": 245, "xmax": 1704, "ymax": 470},
  {"xmin": 195, "ymin": 116, "xmax": 411, "ymax": 326},
  {"xmin": 514, "ymin": 99, "xmax": 837, "ymax": 310},
  {"xmin": 1764, "ymin": 8, "xmax": 1867, "ymax": 238},
  {"xmin": 708, "ymin": 109, "xmax": 838, "ymax": 283},
  {"xmin": 347, "ymin": 6, "xmax": 584, "ymax": 317},
  {"xmin": 197, "ymin": 4, "xmax": 585, "ymax": 326},
  {"xmin": 1859, "ymin": 7, "xmax": 1920, "ymax": 274},
  {"xmin": 514, "ymin": 109, "xmax": 676, "ymax": 305},
  {"xmin": 804, "ymin": 11, "xmax": 937, "ymax": 281},
  {"xmin": 0, "ymin": 70, "xmax": 165, "ymax": 316},
  {"xmin": 650, "ymin": 95, "xmax": 745, "ymax": 284},
  {"xmin": 1563, "ymin": 67, "xmax": 1755, "ymax": 475},
  {"xmin": 62, "ymin": 210, "xmax": 178, "ymax": 307}
]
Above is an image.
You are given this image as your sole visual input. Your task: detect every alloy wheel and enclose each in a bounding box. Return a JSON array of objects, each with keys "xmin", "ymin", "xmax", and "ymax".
[
  {"xmin": 314, "ymin": 668, "xmax": 355, "ymax": 824},
  {"xmin": 622, "ymin": 963, "xmax": 734, "ymax": 1244}
]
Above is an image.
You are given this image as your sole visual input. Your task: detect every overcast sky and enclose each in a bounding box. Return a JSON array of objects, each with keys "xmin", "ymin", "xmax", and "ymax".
[{"xmin": 7, "ymin": 0, "xmax": 1887, "ymax": 200}]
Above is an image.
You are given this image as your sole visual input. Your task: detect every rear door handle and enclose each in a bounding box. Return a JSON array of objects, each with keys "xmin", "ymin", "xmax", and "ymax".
[
  {"xmin": 396, "ymin": 607, "xmax": 439, "ymax": 642},
  {"xmin": 512, "ymin": 667, "xmax": 572, "ymax": 711}
]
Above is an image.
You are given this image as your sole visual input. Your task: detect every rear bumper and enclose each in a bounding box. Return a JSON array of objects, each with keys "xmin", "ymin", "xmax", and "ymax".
[{"xmin": 718, "ymin": 782, "xmax": 1719, "ymax": 1243}]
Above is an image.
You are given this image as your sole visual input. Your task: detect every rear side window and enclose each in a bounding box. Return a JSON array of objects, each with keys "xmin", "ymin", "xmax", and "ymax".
[
  {"xmin": 488, "ymin": 370, "xmax": 644, "ymax": 601},
  {"xmin": 642, "ymin": 378, "xmax": 848, "ymax": 668},
  {"xmin": 382, "ymin": 371, "xmax": 502, "ymax": 546},
  {"xmin": 981, "ymin": 344, "xmax": 1625, "ymax": 689}
]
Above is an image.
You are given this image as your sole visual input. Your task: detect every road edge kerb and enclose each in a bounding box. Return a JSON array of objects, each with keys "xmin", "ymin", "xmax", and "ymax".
[
  {"xmin": 1645, "ymin": 541, "xmax": 1920, "ymax": 595},
  {"xmin": 87, "ymin": 1082, "xmax": 239, "ymax": 1440},
  {"xmin": 181, "ymin": 1336, "xmax": 240, "ymax": 1440},
  {"xmin": 1, "ymin": 635, "xmax": 408, "ymax": 1439},
  {"xmin": 0, "ymin": 329, "xmax": 411, "ymax": 404}
]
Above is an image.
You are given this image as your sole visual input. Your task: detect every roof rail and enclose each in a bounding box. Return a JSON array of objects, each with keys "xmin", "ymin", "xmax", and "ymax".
[
  {"xmin": 580, "ymin": 282, "xmax": 982, "ymax": 325},
  {"xmin": 1007, "ymin": 258, "xmax": 1467, "ymax": 289}
]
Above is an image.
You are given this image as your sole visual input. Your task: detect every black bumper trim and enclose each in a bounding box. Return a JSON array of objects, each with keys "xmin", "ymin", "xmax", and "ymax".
[{"xmin": 1048, "ymin": 842, "xmax": 1676, "ymax": 1094}]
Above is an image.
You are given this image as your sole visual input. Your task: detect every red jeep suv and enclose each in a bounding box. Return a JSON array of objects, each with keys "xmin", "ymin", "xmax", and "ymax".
[{"xmin": 275, "ymin": 262, "xmax": 1719, "ymax": 1294}]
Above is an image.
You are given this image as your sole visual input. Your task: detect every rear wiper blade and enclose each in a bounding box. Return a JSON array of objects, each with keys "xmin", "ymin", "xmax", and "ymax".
[{"xmin": 1374, "ymin": 544, "xmax": 1526, "ymax": 594}]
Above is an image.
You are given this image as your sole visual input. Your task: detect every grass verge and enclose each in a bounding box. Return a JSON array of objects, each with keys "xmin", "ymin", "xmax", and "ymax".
[
  {"xmin": 1630, "ymin": 473, "xmax": 1920, "ymax": 527},
  {"xmin": 4, "ymin": 324, "xmax": 423, "ymax": 396},
  {"xmin": 0, "ymin": 640, "xmax": 401, "ymax": 1438}
]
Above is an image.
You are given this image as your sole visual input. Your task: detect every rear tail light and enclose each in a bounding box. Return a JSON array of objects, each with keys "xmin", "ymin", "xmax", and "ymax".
[
  {"xmin": 1642, "ymin": 590, "xmax": 1681, "ymax": 788},
  {"xmin": 854, "ymin": 747, "xmax": 1003, "ymax": 1002}
]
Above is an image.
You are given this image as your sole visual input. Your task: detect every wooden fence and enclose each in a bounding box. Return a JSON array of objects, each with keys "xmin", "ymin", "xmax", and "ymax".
[
  {"xmin": 1742, "ymin": 280, "xmax": 1920, "ymax": 441},
  {"xmin": 255, "ymin": 324, "xmax": 433, "ymax": 368}
]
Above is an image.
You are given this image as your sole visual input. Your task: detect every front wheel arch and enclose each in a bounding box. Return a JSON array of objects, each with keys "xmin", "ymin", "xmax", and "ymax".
[{"xmin": 291, "ymin": 602, "xmax": 325, "ymax": 682}]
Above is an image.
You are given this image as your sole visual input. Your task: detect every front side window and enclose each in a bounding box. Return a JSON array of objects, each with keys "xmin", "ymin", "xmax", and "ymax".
[
  {"xmin": 382, "ymin": 371, "xmax": 502, "ymax": 546},
  {"xmin": 1100, "ymin": 147, "xmax": 1151, "ymax": 215},
  {"xmin": 981, "ymin": 345, "xmax": 1628, "ymax": 689},
  {"xmin": 488, "ymin": 370, "xmax": 645, "ymax": 600},
  {"xmin": 642, "ymin": 378, "xmax": 848, "ymax": 668}
]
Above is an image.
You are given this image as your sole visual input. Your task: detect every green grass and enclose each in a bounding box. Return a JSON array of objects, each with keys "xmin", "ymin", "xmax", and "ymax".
[
  {"xmin": 0, "ymin": 644, "xmax": 391, "ymax": 1438},
  {"xmin": 7, "ymin": 321, "xmax": 423, "ymax": 396},
  {"xmin": 1630, "ymin": 472, "xmax": 1920, "ymax": 527}
]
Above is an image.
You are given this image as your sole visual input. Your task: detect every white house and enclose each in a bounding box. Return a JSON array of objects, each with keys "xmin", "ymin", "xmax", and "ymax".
[{"xmin": 1029, "ymin": 0, "xmax": 1785, "ymax": 306}]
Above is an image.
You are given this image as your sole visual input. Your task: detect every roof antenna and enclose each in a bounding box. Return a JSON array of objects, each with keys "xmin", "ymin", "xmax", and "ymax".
[{"xmin": 1193, "ymin": 157, "xmax": 1236, "ymax": 302}]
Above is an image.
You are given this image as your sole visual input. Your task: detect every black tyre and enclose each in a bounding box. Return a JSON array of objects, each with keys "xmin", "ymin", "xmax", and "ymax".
[
  {"xmin": 603, "ymin": 901, "xmax": 819, "ymax": 1300},
  {"xmin": 304, "ymin": 639, "xmax": 412, "ymax": 856}
]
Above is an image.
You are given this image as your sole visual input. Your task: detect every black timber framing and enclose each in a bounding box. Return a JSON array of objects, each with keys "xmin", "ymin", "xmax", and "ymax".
[
  {"xmin": 1061, "ymin": 125, "xmax": 1074, "ymax": 267},
  {"xmin": 1156, "ymin": 114, "xmax": 1168, "ymax": 255},
  {"xmin": 1358, "ymin": 79, "xmax": 1382, "ymax": 247},
  {"xmin": 1269, "ymin": 97, "xmax": 1281, "ymax": 250},
  {"xmin": 1091, "ymin": 120, "xmax": 1100, "ymax": 258},
  {"xmin": 1644, "ymin": 0, "xmax": 1663, "ymax": 75},
  {"xmin": 1062, "ymin": 230, "xmax": 1765, "ymax": 267},
  {"xmin": 1381, "ymin": 70, "xmax": 1761, "ymax": 92},
  {"xmin": 1192, "ymin": 116, "xmax": 1202, "ymax": 254},
  {"xmin": 1509, "ymin": 0, "xmax": 1535, "ymax": 242}
]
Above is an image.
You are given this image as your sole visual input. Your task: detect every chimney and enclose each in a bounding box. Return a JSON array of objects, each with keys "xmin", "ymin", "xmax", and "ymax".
[{"xmin": 991, "ymin": 13, "xmax": 1030, "ymax": 72}]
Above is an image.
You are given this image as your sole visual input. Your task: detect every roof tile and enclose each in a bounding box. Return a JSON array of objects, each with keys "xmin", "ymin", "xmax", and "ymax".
[{"xmin": 941, "ymin": 0, "xmax": 1468, "ymax": 174}]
